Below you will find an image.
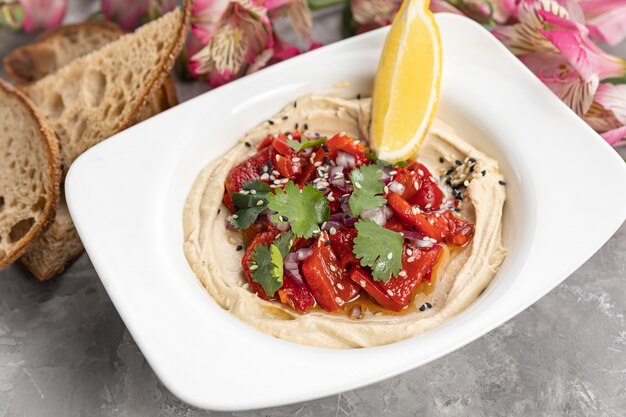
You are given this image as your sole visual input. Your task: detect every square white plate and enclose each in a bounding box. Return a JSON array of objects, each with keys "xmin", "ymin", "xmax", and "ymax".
[{"xmin": 65, "ymin": 14, "xmax": 626, "ymax": 411}]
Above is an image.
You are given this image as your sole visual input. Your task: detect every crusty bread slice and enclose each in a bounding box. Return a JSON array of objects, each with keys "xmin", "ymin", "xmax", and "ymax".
[
  {"xmin": 3, "ymin": 20, "xmax": 179, "ymax": 124},
  {"xmin": 23, "ymin": 4, "xmax": 190, "ymax": 166},
  {"xmin": 18, "ymin": 3, "xmax": 190, "ymax": 280},
  {"xmin": 0, "ymin": 79, "xmax": 61, "ymax": 269}
]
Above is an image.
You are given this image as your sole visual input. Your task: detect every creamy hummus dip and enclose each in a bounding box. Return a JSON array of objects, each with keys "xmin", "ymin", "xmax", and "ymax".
[{"xmin": 183, "ymin": 94, "xmax": 507, "ymax": 348}]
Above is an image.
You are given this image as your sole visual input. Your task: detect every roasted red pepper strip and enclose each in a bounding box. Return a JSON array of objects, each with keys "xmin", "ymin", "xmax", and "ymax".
[
  {"xmin": 223, "ymin": 146, "xmax": 272, "ymax": 210},
  {"xmin": 391, "ymin": 163, "xmax": 443, "ymax": 211},
  {"xmin": 328, "ymin": 228, "xmax": 359, "ymax": 269},
  {"xmin": 302, "ymin": 232, "xmax": 360, "ymax": 312},
  {"xmin": 349, "ymin": 244, "xmax": 443, "ymax": 311},
  {"xmin": 278, "ymin": 276, "xmax": 316, "ymax": 314}
]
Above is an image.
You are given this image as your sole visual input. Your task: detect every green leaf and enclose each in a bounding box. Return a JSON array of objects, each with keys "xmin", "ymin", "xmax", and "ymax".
[
  {"xmin": 231, "ymin": 180, "xmax": 270, "ymax": 229},
  {"xmin": 375, "ymin": 158, "xmax": 408, "ymax": 168},
  {"xmin": 353, "ymin": 220, "xmax": 403, "ymax": 282},
  {"xmin": 249, "ymin": 232, "xmax": 294, "ymax": 297},
  {"xmin": 286, "ymin": 136, "xmax": 327, "ymax": 153},
  {"xmin": 267, "ymin": 182, "xmax": 330, "ymax": 238},
  {"xmin": 349, "ymin": 165, "xmax": 387, "ymax": 217}
]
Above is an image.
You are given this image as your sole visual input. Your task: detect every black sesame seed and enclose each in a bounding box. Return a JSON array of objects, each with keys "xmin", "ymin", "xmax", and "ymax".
[
  {"xmin": 445, "ymin": 178, "xmax": 452, "ymax": 186},
  {"xmin": 445, "ymin": 168, "xmax": 454, "ymax": 176},
  {"xmin": 295, "ymin": 123, "xmax": 299, "ymax": 130},
  {"xmin": 325, "ymin": 240, "xmax": 331, "ymax": 246},
  {"xmin": 439, "ymin": 157, "xmax": 444, "ymax": 163},
  {"xmin": 481, "ymin": 170, "xmax": 486, "ymax": 176},
  {"xmin": 357, "ymin": 94, "xmax": 362, "ymax": 100},
  {"xmin": 412, "ymin": 226, "xmax": 418, "ymax": 231},
  {"xmin": 236, "ymin": 245, "xmax": 243, "ymax": 251},
  {"xmin": 454, "ymin": 208, "xmax": 461, "ymax": 212},
  {"xmin": 285, "ymin": 131, "xmax": 291, "ymax": 136},
  {"xmin": 419, "ymin": 304, "xmax": 426, "ymax": 312},
  {"xmin": 293, "ymin": 101, "xmax": 297, "ymax": 108},
  {"xmin": 217, "ymin": 208, "xmax": 221, "ymax": 214},
  {"xmin": 304, "ymin": 123, "xmax": 309, "ymax": 130},
  {"xmin": 244, "ymin": 141, "xmax": 252, "ymax": 147},
  {"xmin": 344, "ymin": 214, "xmax": 351, "ymax": 219},
  {"xmin": 319, "ymin": 188, "xmax": 327, "ymax": 192},
  {"xmin": 469, "ymin": 157, "xmax": 476, "ymax": 163},
  {"xmin": 425, "ymin": 302, "xmax": 432, "ymax": 309},
  {"xmin": 268, "ymin": 120, "xmax": 274, "ymax": 125},
  {"xmin": 455, "ymin": 160, "xmax": 462, "ymax": 166},
  {"xmin": 282, "ymin": 115, "xmax": 288, "ymax": 120},
  {"xmin": 470, "ymin": 165, "xmax": 475, "ymax": 173},
  {"xmin": 499, "ymin": 180, "xmax": 506, "ymax": 186},
  {"xmin": 322, "ymin": 144, "xmax": 330, "ymax": 152},
  {"xmin": 315, "ymin": 132, "xmax": 320, "ymax": 137},
  {"xmin": 322, "ymin": 156, "xmax": 330, "ymax": 164}
]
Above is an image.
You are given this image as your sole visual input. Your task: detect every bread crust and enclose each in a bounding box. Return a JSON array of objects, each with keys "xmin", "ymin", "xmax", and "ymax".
[{"xmin": 0, "ymin": 78, "xmax": 61, "ymax": 269}]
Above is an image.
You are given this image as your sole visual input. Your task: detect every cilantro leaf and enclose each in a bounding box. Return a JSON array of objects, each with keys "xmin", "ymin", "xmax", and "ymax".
[
  {"xmin": 349, "ymin": 165, "xmax": 386, "ymax": 217},
  {"xmin": 267, "ymin": 181, "xmax": 329, "ymax": 238},
  {"xmin": 249, "ymin": 232, "xmax": 294, "ymax": 297},
  {"xmin": 231, "ymin": 180, "xmax": 270, "ymax": 229},
  {"xmin": 375, "ymin": 158, "xmax": 408, "ymax": 168},
  {"xmin": 286, "ymin": 136, "xmax": 327, "ymax": 153},
  {"xmin": 352, "ymin": 220, "xmax": 403, "ymax": 282}
]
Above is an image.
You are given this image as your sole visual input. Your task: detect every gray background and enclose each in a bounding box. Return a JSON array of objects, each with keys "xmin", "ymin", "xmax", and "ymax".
[{"xmin": 1, "ymin": 3, "xmax": 626, "ymax": 416}]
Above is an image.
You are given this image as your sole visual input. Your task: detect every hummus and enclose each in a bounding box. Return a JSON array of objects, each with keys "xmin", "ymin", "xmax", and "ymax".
[{"xmin": 183, "ymin": 94, "xmax": 507, "ymax": 348}]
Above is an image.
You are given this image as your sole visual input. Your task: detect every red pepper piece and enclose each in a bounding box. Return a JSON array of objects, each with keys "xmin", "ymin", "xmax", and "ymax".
[
  {"xmin": 391, "ymin": 163, "xmax": 443, "ymax": 211},
  {"xmin": 278, "ymin": 276, "xmax": 316, "ymax": 314},
  {"xmin": 223, "ymin": 146, "xmax": 272, "ymax": 210},
  {"xmin": 328, "ymin": 228, "xmax": 359, "ymax": 269},
  {"xmin": 349, "ymin": 244, "xmax": 443, "ymax": 311},
  {"xmin": 302, "ymin": 232, "xmax": 360, "ymax": 312}
]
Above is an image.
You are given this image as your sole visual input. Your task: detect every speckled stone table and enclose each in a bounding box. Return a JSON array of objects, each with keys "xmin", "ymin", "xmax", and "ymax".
[{"xmin": 1, "ymin": 4, "xmax": 626, "ymax": 417}]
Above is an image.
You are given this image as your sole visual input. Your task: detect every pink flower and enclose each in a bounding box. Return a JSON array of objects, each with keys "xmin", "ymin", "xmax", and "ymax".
[
  {"xmin": 189, "ymin": 0, "xmax": 274, "ymax": 87},
  {"xmin": 579, "ymin": 0, "xmax": 626, "ymax": 46},
  {"xmin": 584, "ymin": 83, "xmax": 626, "ymax": 145},
  {"xmin": 492, "ymin": 0, "xmax": 583, "ymax": 55},
  {"xmin": 191, "ymin": 0, "xmax": 230, "ymax": 43},
  {"xmin": 351, "ymin": 0, "xmax": 401, "ymax": 29},
  {"xmin": 266, "ymin": 0, "xmax": 313, "ymax": 43},
  {"xmin": 20, "ymin": 0, "xmax": 66, "ymax": 32},
  {"xmin": 101, "ymin": 0, "xmax": 151, "ymax": 31}
]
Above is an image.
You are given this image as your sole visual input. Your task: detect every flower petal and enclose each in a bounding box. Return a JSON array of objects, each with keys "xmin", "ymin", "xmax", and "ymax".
[
  {"xmin": 600, "ymin": 125, "xmax": 626, "ymax": 146},
  {"xmin": 21, "ymin": 0, "xmax": 67, "ymax": 32},
  {"xmin": 191, "ymin": 0, "xmax": 230, "ymax": 43},
  {"xmin": 581, "ymin": 0, "xmax": 626, "ymax": 46}
]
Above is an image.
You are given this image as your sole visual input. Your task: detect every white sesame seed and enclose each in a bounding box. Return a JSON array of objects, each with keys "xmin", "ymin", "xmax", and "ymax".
[
  {"xmin": 418, "ymin": 169, "xmax": 424, "ymax": 176},
  {"xmin": 260, "ymin": 173, "xmax": 270, "ymax": 180},
  {"xmin": 360, "ymin": 280, "xmax": 366, "ymax": 287},
  {"xmin": 276, "ymin": 155, "xmax": 281, "ymax": 161},
  {"xmin": 340, "ymin": 131, "xmax": 346, "ymax": 136},
  {"xmin": 412, "ymin": 206, "xmax": 420, "ymax": 214},
  {"xmin": 335, "ymin": 297, "xmax": 343, "ymax": 305},
  {"xmin": 407, "ymin": 256, "xmax": 415, "ymax": 262},
  {"xmin": 256, "ymin": 200, "xmax": 264, "ymax": 206},
  {"xmin": 384, "ymin": 186, "xmax": 389, "ymax": 194},
  {"xmin": 387, "ymin": 252, "xmax": 393, "ymax": 260},
  {"xmin": 314, "ymin": 161, "xmax": 322, "ymax": 167},
  {"xmin": 413, "ymin": 181, "xmax": 419, "ymax": 189},
  {"xmin": 262, "ymin": 166, "xmax": 269, "ymax": 173},
  {"xmin": 330, "ymin": 227, "xmax": 337, "ymax": 235},
  {"xmin": 355, "ymin": 182, "xmax": 362, "ymax": 189},
  {"xmin": 463, "ymin": 180, "xmax": 470, "ymax": 187},
  {"xmin": 389, "ymin": 170, "xmax": 397, "ymax": 175},
  {"xmin": 337, "ymin": 283, "xmax": 344, "ymax": 290},
  {"xmin": 328, "ymin": 195, "xmax": 335, "ymax": 201},
  {"xmin": 406, "ymin": 248, "xmax": 413, "ymax": 256},
  {"xmin": 330, "ymin": 265, "xmax": 337, "ymax": 272},
  {"xmin": 387, "ymin": 289, "xmax": 394, "ymax": 296},
  {"xmin": 292, "ymin": 157, "xmax": 300, "ymax": 162},
  {"xmin": 399, "ymin": 270, "xmax": 407, "ymax": 277},
  {"xmin": 250, "ymin": 189, "xmax": 256, "ymax": 194},
  {"xmin": 232, "ymin": 214, "xmax": 239, "ymax": 219},
  {"xmin": 425, "ymin": 203, "xmax": 432, "ymax": 209},
  {"xmin": 272, "ymin": 170, "xmax": 280, "ymax": 176},
  {"xmin": 249, "ymin": 264, "xmax": 258, "ymax": 270}
]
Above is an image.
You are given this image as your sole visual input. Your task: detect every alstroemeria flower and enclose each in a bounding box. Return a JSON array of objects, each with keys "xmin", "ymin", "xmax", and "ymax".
[
  {"xmin": 538, "ymin": 10, "xmax": 626, "ymax": 79},
  {"xmin": 351, "ymin": 0, "xmax": 401, "ymax": 29},
  {"xmin": 191, "ymin": 0, "xmax": 230, "ymax": 43},
  {"xmin": 19, "ymin": 0, "xmax": 66, "ymax": 32},
  {"xmin": 266, "ymin": 0, "xmax": 313, "ymax": 43},
  {"xmin": 189, "ymin": 0, "xmax": 274, "ymax": 87},
  {"xmin": 579, "ymin": 0, "xmax": 626, "ymax": 46},
  {"xmin": 583, "ymin": 83, "xmax": 626, "ymax": 145},
  {"xmin": 491, "ymin": 0, "xmax": 582, "ymax": 54},
  {"xmin": 521, "ymin": 52, "xmax": 599, "ymax": 115},
  {"xmin": 101, "ymin": 0, "xmax": 151, "ymax": 31}
]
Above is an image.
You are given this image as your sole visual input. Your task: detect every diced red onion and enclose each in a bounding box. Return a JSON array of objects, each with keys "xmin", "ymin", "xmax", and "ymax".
[
  {"xmin": 295, "ymin": 248, "xmax": 313, "ymax": 261},
  {"xmin": 388, "ymin": 181, "xmax": 405, "ymax": 194},
  {"xmin": 285, "ymin": 264, "xmax": 304, "ymax": 285},
  {"xmin": 379, "ymin": 167, "xmax": 392, "ymax": 184},
  {"xmin": 226, "ymin": 217, "xmax": 238, "ymax": 231},
  {"xmin": 344, "ymin": 216, "xmax": 357, "ymax": 227},
  {"xmin": 361, "ymin": 206, "xmax": 388, "ymax": 226},
  {"xmin": 336, "ymin": 151, "xmax": 356, "ymax": 168},
  {"xmin": 301, "ymin": 147, "xmax": 313, "ymax": 157},
  {"xmin": 401, "ymin": 230, "xmax": 434, "ymax": 247},
  {"xmin": 323, "ymin": 220, "xmax": 343, "ymax": 231},
  {"xmin": 271, "ymin": 219, "xmax": 291, "ymax": 232}
]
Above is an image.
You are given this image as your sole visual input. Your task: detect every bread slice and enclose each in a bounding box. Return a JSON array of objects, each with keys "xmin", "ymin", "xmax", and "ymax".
[
  {"xmin": 2, "ymin": 20, "xmax": 178, "ymax": 123},
  {"xmin": 0, "ymin": 79, "xmax": 61, "ymax": 269},
  {"xmin": 18, "ymin": 3, "xmax": 190, "ymax": 280}
]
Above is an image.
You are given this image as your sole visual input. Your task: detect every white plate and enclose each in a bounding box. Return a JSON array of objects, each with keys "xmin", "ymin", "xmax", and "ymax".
[{"xmin": 65, "ymin": 14, "xmax": 626, "ymax": 411}]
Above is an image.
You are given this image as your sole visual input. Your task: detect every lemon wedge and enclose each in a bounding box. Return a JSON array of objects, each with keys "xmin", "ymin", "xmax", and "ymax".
[{"xmin": 371, "ymin": 0, "xmax": 442, "ymax": 162}]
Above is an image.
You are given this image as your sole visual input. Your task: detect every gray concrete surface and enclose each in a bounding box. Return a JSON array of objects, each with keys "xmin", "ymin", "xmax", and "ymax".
[{"xmin": 1, "ymin": 3, "xmax": 626, "ymax": 416}]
